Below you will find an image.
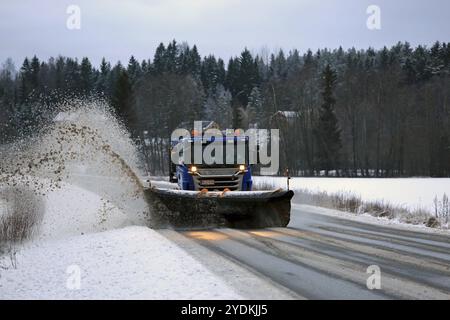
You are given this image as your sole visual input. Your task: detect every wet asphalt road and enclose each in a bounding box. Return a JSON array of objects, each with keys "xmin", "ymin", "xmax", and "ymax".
[{"xmin": 173, "ymin": 200, "xmax": 450, "ymax": 300}]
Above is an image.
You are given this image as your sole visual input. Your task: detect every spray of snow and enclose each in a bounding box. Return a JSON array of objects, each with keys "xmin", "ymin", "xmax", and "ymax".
[{"xmin": 0, "ymin": 99, "xmax": 151, "ymax": 240}]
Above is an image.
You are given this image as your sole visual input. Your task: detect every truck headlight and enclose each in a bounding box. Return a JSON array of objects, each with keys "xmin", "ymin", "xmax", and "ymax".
[
  {"xmin": 190, "ymin": 165, "xmax": 197, "ymax": 173},
  {"xmin": 239, "ymin": 165, "xmax": 246, "ymax": 171}
]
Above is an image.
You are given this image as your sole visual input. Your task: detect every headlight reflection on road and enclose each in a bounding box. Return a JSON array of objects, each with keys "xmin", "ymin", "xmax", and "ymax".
[
  {"xmin": 186, "ymin": 231, "xmax": 228, "ymax": 241},
  {"xmin": 249, "ymin": 230, "xmax": 280, "ymax": 238}
]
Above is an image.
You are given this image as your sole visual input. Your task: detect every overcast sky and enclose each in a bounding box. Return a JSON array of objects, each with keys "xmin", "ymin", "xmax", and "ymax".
[{"xmin": 1, "ymin": 0, "xmax": 449, "ymax": 67}]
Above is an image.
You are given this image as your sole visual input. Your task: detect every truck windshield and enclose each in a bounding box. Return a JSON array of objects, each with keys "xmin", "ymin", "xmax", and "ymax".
[{"xmin": 187, "ymin": 138, "xmax": 249, "ymax": 167}]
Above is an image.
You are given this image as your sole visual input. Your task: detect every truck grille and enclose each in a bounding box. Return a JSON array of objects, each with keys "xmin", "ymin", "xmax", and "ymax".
[{"xmin": 193, "ymin": 168, "xmax": 243, "ymax": 191}]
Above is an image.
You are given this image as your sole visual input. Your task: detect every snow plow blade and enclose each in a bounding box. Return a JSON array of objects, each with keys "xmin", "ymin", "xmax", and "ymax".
[{"xmin": 144, "ymin": 188, "xmax": 294, "ymax": 229}]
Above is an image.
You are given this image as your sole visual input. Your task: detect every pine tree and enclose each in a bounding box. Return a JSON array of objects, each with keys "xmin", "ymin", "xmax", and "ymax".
[
  {"xmin": 443, "ymin": 42, "xmax": 450, "ymax": 70},
  {"xmin": 237, "ymin": 49, "xmax": 259, "ymax": 106},
  {"xmin": 246, "ymin": 86, "xmax": 262, "ymax": 127},
  {"xmin": 379, "ymin": 46, "xmax": 389, "ymax": 69},
  {"xmin": 216, "ymin": 58, "xmax": 226, "ymax": 86},
  {"xmin": 215, "ymin": 85, "xmax": 232, "ymax": 128},
  {"xmin": 64, "ymin": 58, "xmax": 81, "ymax": 94},
  {"xmin": 80, "ymin": 57, "xmax": 93, "ymax": 95},
  {"xmin": 304, "ymin": 49, "xmax": 314, "ymax": 66},
  {"xmin": 413, "ymin": 45, "xmax": 432, "ymax": 82},
  {"xmin": 315, "ymin": 64, "xmax": 342, "ymax": 175},
  {"xmin": 55, "ymin": 56, "xmax": 65, "ymax": 91},
  {"xmin": 141, "ymin": 59, "xmax": 149, "ymax": 74},
  {"xmin": 30, "ymin": 55, "xmax": 40, "ymax": 91},
  {"xmin": 225, "ymin": 58, "xmax": 240, "ymax": 96},
  {"xmin": 153, "ymin": 43, "xmax": 166, "ymax": 74},
  {"xmin": 286, "ymin": 49, "xmax": 301, "ymax": 77},
  {"xmin": 112, "ymin": 69, "xmax": 133, "ymax": 130},
  {"xmin": 127, "ymin": 55, "xmax": 141, "ymax": 85},
  {"xmin": 96, "ymin": 57, "xmax": 111, "ymax": 95},
  {"xmin": 164, "ymin": 40, "xmax": 179, "ymax": 73},
  {"xmin": 201, "ymin": 55, "xmax": 220, "ymax": 92},
  {"xmin": 188, "ymin": 45, "xmax": 202, "ymax": 79},
  {"xmin": 19, "ymin": 58, "xmax": 32, "ymax": 102},
  {"xmin": 0, "ymin": 58, "xmax": 16, "ymax": 110},
  {"xmin": 430, "ymin": 41, "xmax": 444, "ymax": 75},
  {"xmin": 270, "ymin": 50, "xmax": 287, "ymax": 80}
]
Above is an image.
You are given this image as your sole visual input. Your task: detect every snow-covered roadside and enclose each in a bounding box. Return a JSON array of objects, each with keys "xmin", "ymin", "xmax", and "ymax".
[
  {"xmin": 253, "ymin": 177, "xmax": 450, "ymax": 213},
  {"xmin": 292, "ymin": 204, "xmax": 450, "ymax": 236},
  {"xmin": 0, "ymin": 226, "xmax": 241, "ymax": 299},
  {"xmin": 0, "ymin": 198, "xmax": 6, "ymax": 217},
  {"xmin": 0, "ymin": 180, "xmax": 242, "ymax": 299},
  {"xmin": 38, "ymin": 182, "xmax": 142, "ymax": 241},
  {"xmin": 254, "ymin": 176, "xmax": 449, "ymax": 231}
]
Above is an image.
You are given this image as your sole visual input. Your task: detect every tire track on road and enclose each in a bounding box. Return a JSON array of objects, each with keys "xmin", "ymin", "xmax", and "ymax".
[
  {"xmin": 266, "ymin": 228, "xmax": 450, "ymax": 296},
  {"xmin": 224, "ymin": 229, "xmax": 450, "ymax": 299},
  {"xmin": 184, "ymin": 229, "xmax": 392, "ymax": 299},
  {"xmin": 184, "ymin": 228, "xmax": 450, "ymax": 299},
  {"xmin": 279, "ymin": 227, "xmax": 450, "ymax": 275}
]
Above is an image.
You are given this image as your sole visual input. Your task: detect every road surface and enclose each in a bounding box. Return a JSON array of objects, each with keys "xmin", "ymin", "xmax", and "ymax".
[
  {"xmin": 161, "ymin": 200, "xmax": 450, "ymax": 300},
  {"xmin": 65, "ymin": 175, "xmax": 450, "ymax": 299}
]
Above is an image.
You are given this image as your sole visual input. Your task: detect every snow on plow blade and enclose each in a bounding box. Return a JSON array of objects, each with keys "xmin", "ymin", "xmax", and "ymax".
[{"xmin": 144, "ymin": 188, "xmax": 294, "ymax": 229}]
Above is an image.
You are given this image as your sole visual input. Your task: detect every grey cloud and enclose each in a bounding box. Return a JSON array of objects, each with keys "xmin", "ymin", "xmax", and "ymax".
[{"xmin": 1, "ymin": 0, "xmax": 449, "ymax": 67}]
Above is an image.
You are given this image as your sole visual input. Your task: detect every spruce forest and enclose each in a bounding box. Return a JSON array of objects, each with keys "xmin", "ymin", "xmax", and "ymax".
[{"xmin": 1, "ymin": 40, "xmax": 449, "ymax": 177}]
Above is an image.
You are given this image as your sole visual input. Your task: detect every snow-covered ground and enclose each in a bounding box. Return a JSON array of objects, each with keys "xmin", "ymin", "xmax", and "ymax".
[
  {"xmin": 0, "ymin": 181, "xmax": 241, "ymax": 299},
  {"xmin": 0, "ymin": 198, "xmax": 6, "ymax": 217},
  {"xmin": 39, "ymin": 182, "xmax": 139, "ymax": 241},
  {"xmin": 253, "ymin": 177, "xmax": 450, "ymax": 212},
  {"xmin": 292, "ymin": 204, "xmax": 450, "ymax": 236},
  {"xmin": 0, "ymin": 226, "xmax": 241, "ymax": 299}
]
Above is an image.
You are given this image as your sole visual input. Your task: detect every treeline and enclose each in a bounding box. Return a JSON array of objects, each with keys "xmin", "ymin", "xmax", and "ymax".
[{"xmin": 0, "ymin": 40, "xmax": 449, "ymax": 176}]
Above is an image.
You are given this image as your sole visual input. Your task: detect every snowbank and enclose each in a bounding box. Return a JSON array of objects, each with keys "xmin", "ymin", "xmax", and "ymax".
[
  {"xmin": 0, "ymin": 226, "xmax": 241, "ymax": 299},
  {"xmin": 38, "ymin": 182, "xmax": 140, "ymax": 241},
  {"xmin": 293, "ymin": 204, "xmax": 450, "ymax": 236}
]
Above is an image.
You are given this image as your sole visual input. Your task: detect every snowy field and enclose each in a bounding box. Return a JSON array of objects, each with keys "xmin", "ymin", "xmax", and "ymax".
[
  {"xmin": 0, "ymin": 181, "xmax": 241, "ymax": 299},
  {"xmin": 253, "ymin": 177, "xmax": 450, "ymax": 212}
]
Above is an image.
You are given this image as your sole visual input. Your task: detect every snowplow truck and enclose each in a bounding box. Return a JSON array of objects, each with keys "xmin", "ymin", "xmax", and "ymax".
[{"xmin": 144, "ymin": 121, "xmax": 293, "ymax": 229}]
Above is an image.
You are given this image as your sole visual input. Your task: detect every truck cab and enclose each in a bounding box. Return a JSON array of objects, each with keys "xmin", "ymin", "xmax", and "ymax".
[{"xmin": 169, "ymin": 122, "xmax": 253, "ymax": 191}]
